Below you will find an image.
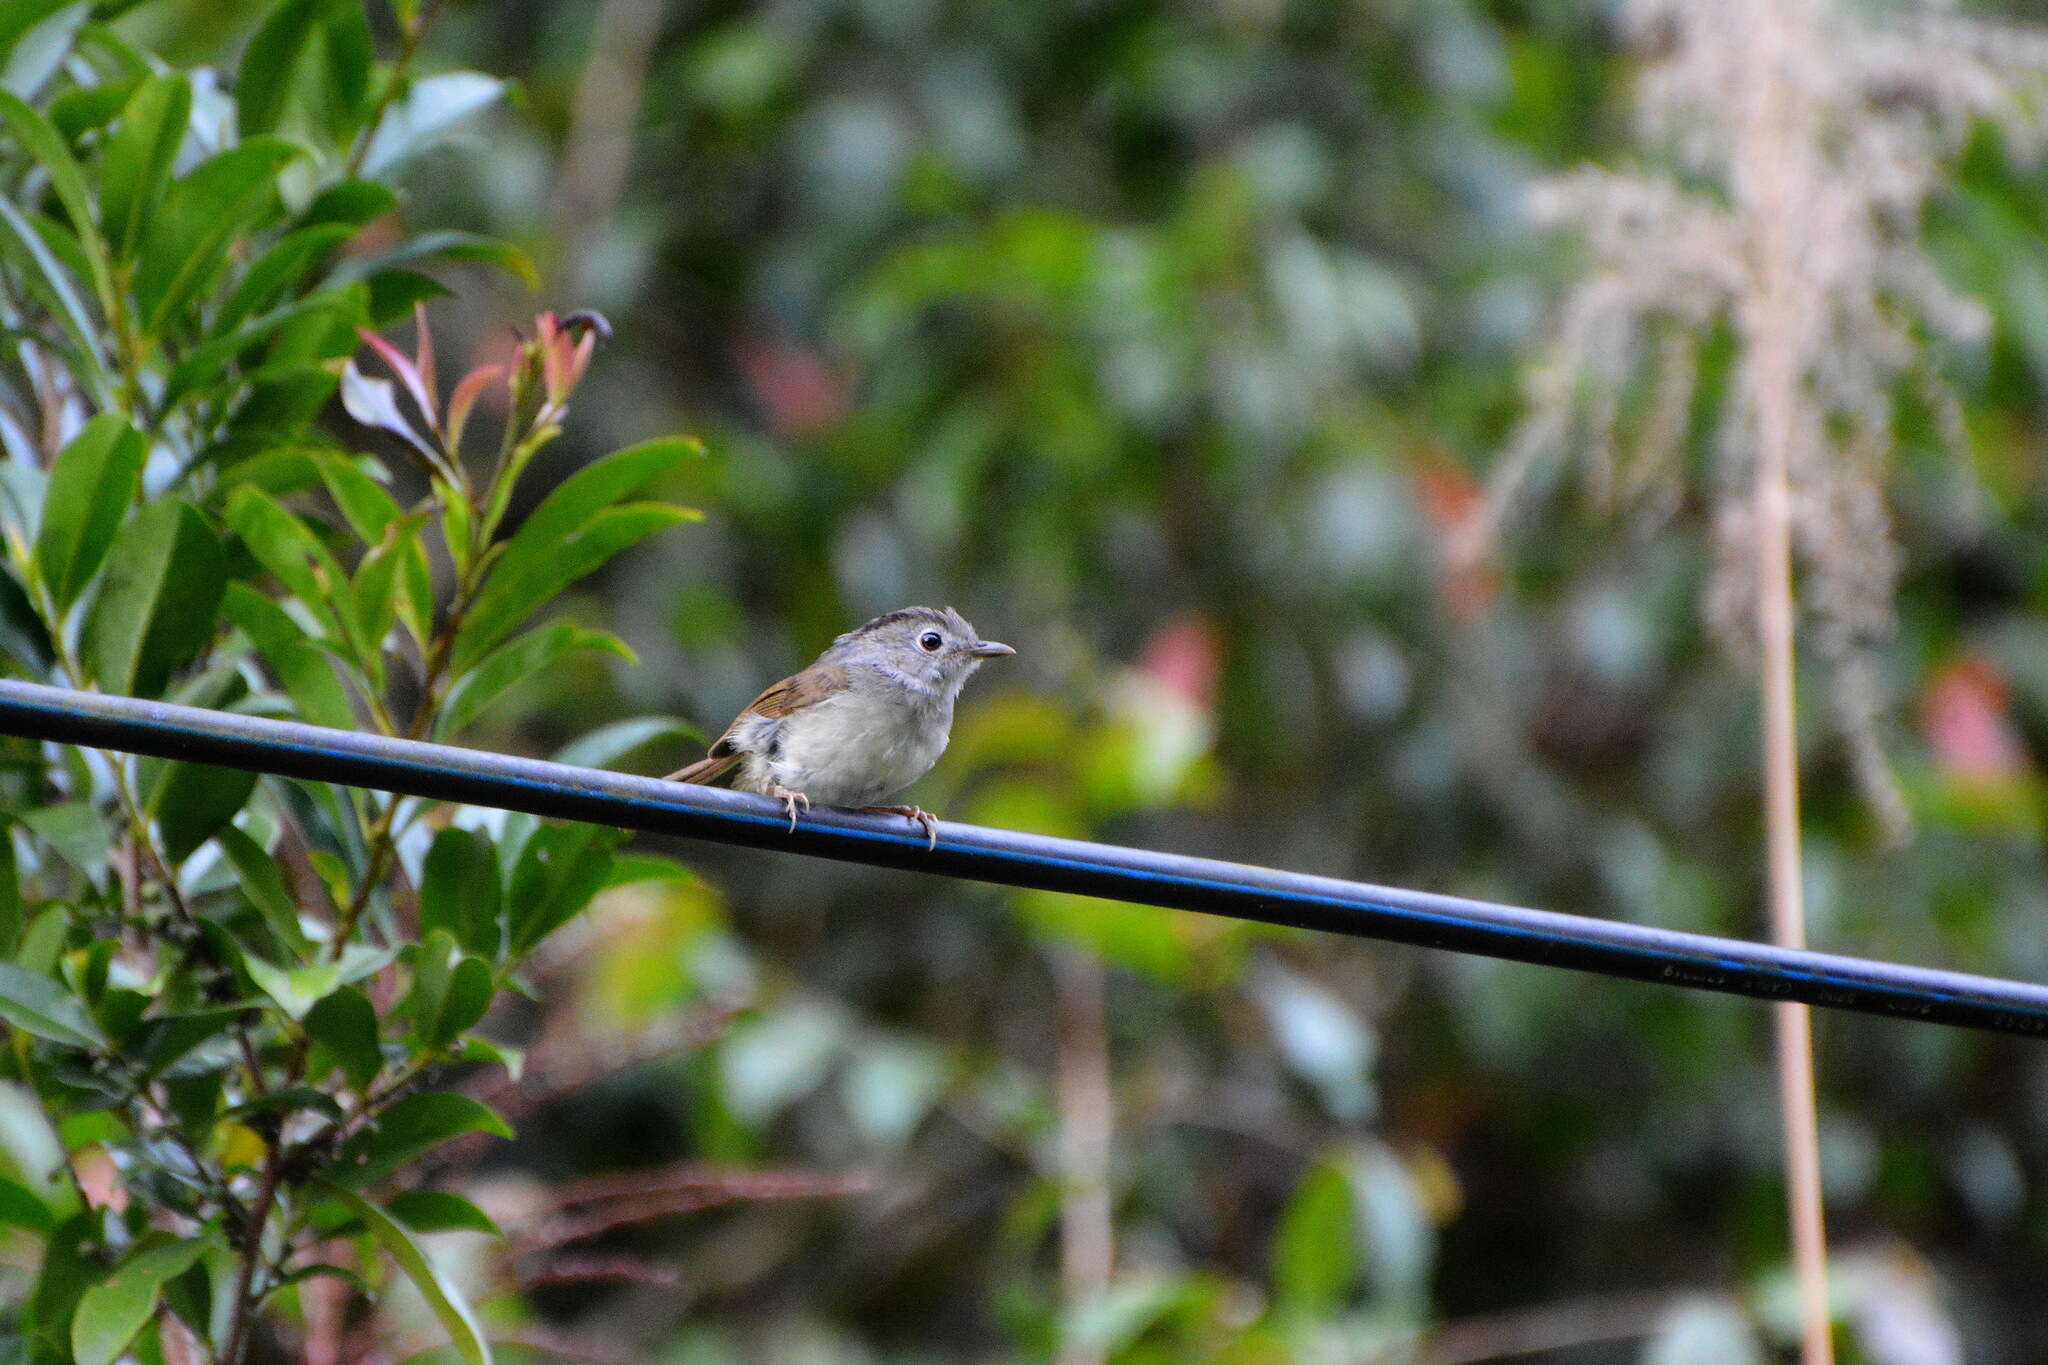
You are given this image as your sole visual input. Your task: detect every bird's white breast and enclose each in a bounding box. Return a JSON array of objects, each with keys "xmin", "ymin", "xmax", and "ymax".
[{"xmin": 736, "ymin": 685, "xmax": 950, "ymax": 807}]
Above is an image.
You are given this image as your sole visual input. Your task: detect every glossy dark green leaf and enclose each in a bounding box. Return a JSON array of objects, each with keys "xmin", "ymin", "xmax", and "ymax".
[
  {"xmin": 298, "ymin": 177, "xmax": 396, "ymax": 228},
  {"xmin": 98, "ymin": 72, "xmax": 190, "ymax": 259},
  {"xmin": 506, "ymin": 821, "xmax": 624, "ymax": 958},
  {"xmin": 316, "ymin": 453, "xmax": 403, "ymax": 542},
  {"xmin": 217, "ymin": 224, "xmax": 354, "ymax": 333},
  {"xmin": 316, "ymin": 0, "xmax": 372, "ymax": 138},
  {"xmin": 385, "ymin": 1189, "xmax": 501, "ymax": 1237},
  {"xmin": 0, "ymin": 196, "xmax": 104, "ymax": 397},
  {"xmin": 0, "ymin": 1175, "xmax": 54, "ymax": 1233},
  {"xmin": 224, "ymin": 484, "xmax": 347, "ymax": 637},
  {"xmin": 135, "ymin": 136, "xmax": 301, "ymax": 331},
  {"xmin": 437, "ymin": 621, "xmax": 635, "ymax": 740},
  {"xmin": 0, "ymin": 961, "xmax": 105, "ymax": 1048},
  {"xmin": 455, "ymin": 499, "xmax": 700, "ymax": 674},
  {"xmin": 0, "ymin": 89, "xmax": 111, "ymax": 310},
  {"xmin": 149, "ymin": 761, "xmax": 258, "ymax": 864},
  {"xmin": 215, "ymin": 824, "xmax": 310, "ymax": 960},
  {"xmin": 28, "ymin": 1214, "xmax": 99, "ymax": 1355},
  {"xmin": 71, "ymin": 1235, "xmax": 207, "ymax": 1365},
  {"xmin": 420, "ymin": 827, "xmax": 501, "ymax": 958},
  {"xmin": 20, "ymin": 801, "xmax": 107, "ymax": 887},
  {"xmin": 304, "ymin": 985, "xmax": 379, "ymax": 1090},
  {"xmin": 221, "ymin": 584, "xmax": 354, "ymax": 729},
  {"xmin": 131, "ymin": 1006, "xmax": 243, "ymax": 1078},
  {"xmin": 334, "ymin": 1091, "xmax": 510, "ymax": 1187},
  {"xmin": 311, "ymin": 1179, "xmax": 492, "ymax": 1365},
  {"xmin": 236, "ymin": 0, "xmax": 320, "ymax": 137},
  {"xmin": 326, "ymin": 227, "xmax": 536, "ymax": 292},
  {"xmin": 36, "ymin": 414, "xmax": 143, "ymax": 608},
  {"xmin": 429, "ymin": 955, "xmax": 492, "ymax": 1048},
  {"xmin": 82, "ymin": 499, "xmax": 226, "ymax": 698}
]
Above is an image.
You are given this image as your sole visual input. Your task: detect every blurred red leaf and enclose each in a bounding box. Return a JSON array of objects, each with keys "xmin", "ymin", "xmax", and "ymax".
[
  {"xmin": 737, "ymin": 336, "xmax": 847, "ymax": 438},
  {"xmin": 1412, "ymin": 457, "xmax": 1497, "ymax": 621},
  {"xmin": 1921, "ymin": 656, "xmax": 2028, "ymax": 783},
  {"xmin": 1137, "ymin": 614, "xmax": 1220, "ymax": 713}
]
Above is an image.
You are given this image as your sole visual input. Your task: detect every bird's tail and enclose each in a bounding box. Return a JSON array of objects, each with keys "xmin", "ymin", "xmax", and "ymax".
[{"xmin": 665, "ymin": 753, "xmax": 741, "ymax": 785}]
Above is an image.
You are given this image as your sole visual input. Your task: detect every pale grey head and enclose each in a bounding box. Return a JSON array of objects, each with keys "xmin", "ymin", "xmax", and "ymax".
[{"xmin": 824, "ymin": 606, "xmax": 1014, "ymax": 701}]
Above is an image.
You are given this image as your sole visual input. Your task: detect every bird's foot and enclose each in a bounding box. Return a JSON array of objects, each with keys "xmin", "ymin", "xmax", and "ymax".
[
  {"xmin": 768, "ymin": 785, "xmax": 811, "ymax": 832},
  {"xmin": 861, "ymin": 804, "xmax": 940, "ymax": 851}
]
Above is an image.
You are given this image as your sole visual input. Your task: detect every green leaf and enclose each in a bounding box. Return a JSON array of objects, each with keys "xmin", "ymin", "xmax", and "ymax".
[
  {"xmin": 221, "ymin": 582, "xmax": 354, "ymax": 729},
  {"xmin": 334, "ymin": 1091, "xmax": 510, "ymax": 1187},
  {"xmin": 0, "ymin": 1, "xmax": 86, "ymax": 101},
  {"xmin": 506, "ymin": 822, "xmax": 623, "ymax": 958},
  {"xmin": 0, "ymin": 88, "xmax": 112, "ymax": 312},
  {"xmin": 135, "ymin": 136, "xmax": 302, "ymax": 331},
  {"xmin": 385, "ymin": 1189, "xmax": 501, "ymax": 1237},
  {"xmin": 349, "ymin": 512, "xmax": 426, "ymax": 678},
  {"xmin": 218, "ymin": 223, "xmax": 355, "ymax": 333},
  {"xmin": 216, "ymin": 825, "xmax": 311, "ymax": 960},
  {"xmin": 35, "ymin": 414, "xmax": 143, "ymax": 609},
  {"xmin": 437, "ymin": 622, "xmax": 635, "ymax": 740},
  {"xmin": 358, "ymin": 71, "xmax": 506, "ymax": 178},
  {"xmin": 311, "ymin": 1178, "xmax": 492, "ymax": 1365},
  {"xmin": 553, "ymin": 715, "xmax": 698, "ymax": 771},
  {"xmin": 243, "ymin": 955, "xmax": 340, "ymax": 1021},
  {"xmin": 20, "ymin": 801, "xmax": 108, "ymax": 887},
  {"xmin": 149, "ymin": 761, "xmax": 258, "ymax": 864},
  {"xmin": 82, "ymin": 499, "xmax": 226, "ymax": 698},
  {"xmin": 99, "ymin": 72, "xmax": 191, "ymax": 260},
  {"xmin": 316, "ymin": 453, "xmax": 403, "ymax": 542},
  {"xmin": 304, "ymin": 986, "xmax": 380, "ymax": 1090},
  {"xmin": 420, "ymin": 827, "xmax": 502, "ymax": 959},
  {"xmin": 0, "ymin": 196, "xmax": 105, "ymax": 397},
  {"xmin": 71, "ymin": 1237, "xmax": 206, "ymax": 1365},
  {"xmin": 317, "ymin": 0, "xmax": 373, "ymax": 139},
  {"xmin": 132, "ymin": 1006, "xmax": 243, "ymax": 1078},
  {"xmin": 0, "ymin": 1174, "xmax": 54, "ymax": 1233},
  {"xmin": 224, "ymin": 484, "xmax": 348, "ymax": 636},
  {"xmin": 1269, "ymin": 1160, "xmax": 1358, "ymax": 1319},
  {"xmin": 236, "ymin": 0, "xmax": 320, "ymax": 138},
  {"xmin": 456, "ymin": 499, "xmax": 701, "ymax": 673},
  {"xmin": 0, "ymin": 820, "xmax": 18, "ymax": 956},
  {"xmin": 325, "ymin": 226, "xmax": 536, "ymax": 292},
  {"xmin": 429, "ymin": 956, "xmax": 492, "ymax": 1048},
  {"xmin": 0, "ymin": 961, "xmax": 105, "ymax": 1048}
]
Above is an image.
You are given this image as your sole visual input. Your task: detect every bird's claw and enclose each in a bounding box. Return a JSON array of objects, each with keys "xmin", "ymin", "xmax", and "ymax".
[
  {"xmin": 769, "ymin": 786, "xmax": 811, "ymax": 832},
  {"xmin": 861, "ymin": 805, "xmax": 940, "ymax": 851}
]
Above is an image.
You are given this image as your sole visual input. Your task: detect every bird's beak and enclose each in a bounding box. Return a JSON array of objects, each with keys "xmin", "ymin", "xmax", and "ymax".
[{"xmin": 969, "ymin": 640, "xmax": 1015, "ymax": 658}]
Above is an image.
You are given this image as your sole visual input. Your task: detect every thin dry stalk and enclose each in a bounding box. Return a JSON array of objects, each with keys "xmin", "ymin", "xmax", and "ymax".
[
  {"xmin": 1738, "ymin": 0, "xmax": 1833, "ymax": 1357},
  {"xmin": 1052, "ymin": 946, "xmax": 1114, "ymax": 1365}
]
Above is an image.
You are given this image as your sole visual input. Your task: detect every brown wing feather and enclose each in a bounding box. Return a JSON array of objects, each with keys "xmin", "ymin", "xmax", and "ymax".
[
  {"xmin": 664, "ymin": 664, "xmax": 851, "ymax": 783},
  {"xmin": 665, "ymin": 752, "xmax": 741, "ymax": 785}
]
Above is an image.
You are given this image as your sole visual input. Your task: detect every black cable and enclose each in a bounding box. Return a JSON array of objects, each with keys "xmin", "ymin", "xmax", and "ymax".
[{"xmin": 0, "ymin": 678, "xmax": 2041, "ymax": 1037}]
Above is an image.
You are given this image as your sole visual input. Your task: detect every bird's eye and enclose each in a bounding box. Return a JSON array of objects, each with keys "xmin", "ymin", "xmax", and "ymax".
[{"xmin": 918, "ymin": 631, "xmax": 943, "ymax": 653}]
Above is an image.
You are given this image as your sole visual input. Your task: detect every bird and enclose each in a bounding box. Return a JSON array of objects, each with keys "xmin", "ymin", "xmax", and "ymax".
[{"xmin": 666, "ymin": 606, "xmax": 1014, "ymax": 848}]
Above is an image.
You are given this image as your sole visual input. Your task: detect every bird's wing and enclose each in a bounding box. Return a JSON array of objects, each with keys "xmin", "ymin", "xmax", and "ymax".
[{"xmin": 666, "ymin": 664, "xmax": 853, "ymax": 784}]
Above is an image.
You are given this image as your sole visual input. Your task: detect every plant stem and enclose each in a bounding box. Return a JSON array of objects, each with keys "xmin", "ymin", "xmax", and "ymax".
[
  {"xmin": 341, "ymin": 0, "xmax": 448, "ymax": 180},
  {"xmin": 1739, "ymin": 0, "xmax": 1832, "ymax": 1358},
  {"xmin": 1051, "ymin": 945, "xmax": 1112, "ymax": 1365},
  {"xmin": 218, "ymin": 1152, "xmax": 285, "ymax": 1365}
]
